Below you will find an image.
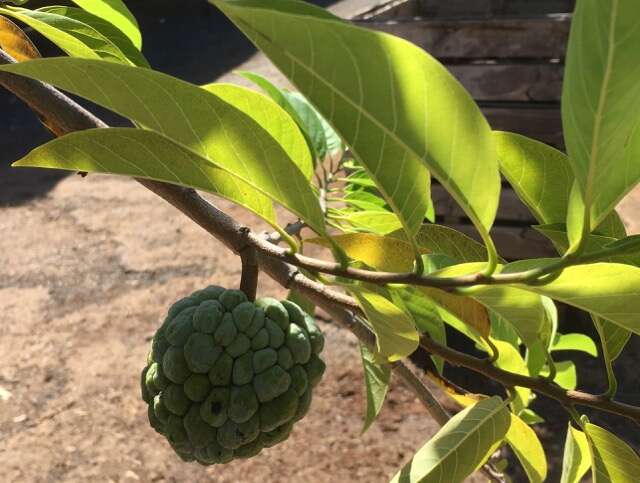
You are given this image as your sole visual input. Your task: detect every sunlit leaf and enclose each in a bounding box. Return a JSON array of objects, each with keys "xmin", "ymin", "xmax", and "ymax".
[
  {"xmin": 0, "ymin": 8, "xmax": 101, "ymax": 59},
  {"xmin": 390, "ymin": 396, "xmax": 510, "ymax": 483},
  {"xmin": 0, "ymin": 14, "xmax": 40, "ymax": 61},
  {"xmin": 552, "ymin": 333, "xmax": 598, "ymax": 358},
  {"xmin": 350, "ymin": 287, "xmax": 419, "ymax": 361},
  {"xmin": 562, "ymin": 0, "xmax": 640, "ymax": 240},
  {"xmin": 491, "ymin": 340, "xmax": 531, "ymax": 413},
  {"xmin": 506, "ymin": 413, "xmax": 548, "ymax": 483},
  {"xmin": 560, "ymin": 424, "xmax": 591, "ymax": 483},
  {"xmin": 360, "ymin": 344, "xmax": 391, "ymax": 432},
  {"xmin": 0, "ymin": 58, "xmax": 325, "ymax": 234},
  {"xmin": 541, "ymin": 360, "xmax": 577, "ymax": 390},
  {"xmin": 12, "ymin": 128, "xmax": 277, "ymax": 225},
  {"xmin": 214, "ymin": 0, "xmax": 500, "ymax": 246},
  {"xmin": 585, "ymin": 422, "xmax": 640, "ymax": 483},
  {"xmin": 39, "ymin": 6, "xmax": 148, "ymax": 67},
  {"xmin": 71, "ymin": 0, "xmax": 141, "ymax": 49}
]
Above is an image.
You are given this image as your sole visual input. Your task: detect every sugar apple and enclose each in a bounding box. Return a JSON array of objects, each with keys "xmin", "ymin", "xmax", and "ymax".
[{"xmin": 140, "ymin": 286, "xmax": 325, "ymax": 465}]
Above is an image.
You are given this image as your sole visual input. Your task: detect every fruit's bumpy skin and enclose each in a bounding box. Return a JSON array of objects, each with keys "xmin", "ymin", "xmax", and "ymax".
[{"xmin": 141, "ymin": 286, "xmax": 325, "ymax": 465}]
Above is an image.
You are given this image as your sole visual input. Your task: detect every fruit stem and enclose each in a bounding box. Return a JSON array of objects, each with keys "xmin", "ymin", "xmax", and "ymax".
[{"xmin": 239, "ymin": 227, "xmax": 259, "ymax": 301}]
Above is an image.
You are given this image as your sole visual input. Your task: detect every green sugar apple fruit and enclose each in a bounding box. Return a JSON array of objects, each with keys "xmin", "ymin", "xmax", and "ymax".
[{"xmin": 140, "ymin": 286, "xmax": 325, "ymax": 465}]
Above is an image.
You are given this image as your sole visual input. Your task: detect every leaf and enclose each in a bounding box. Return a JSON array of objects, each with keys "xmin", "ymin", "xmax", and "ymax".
[
  {"xmin": 552, "ymin": 333, "xmax": 598, "ymax": 357},
  {"xmin": 392, "ymin": 224, "xmax": 490, "ymax": 263},
  {"xmin": 0, "ymin": 14, "xmax": 40, "ymax": 61},
  {"xmin": 562, "ymin": 0, "xmax": 640, "ymax": 238},
  {"xmin": 520, "ymin": 409, "xmax": 545, "ymax": 425},
  {"xmin": 0, "ymin": 8, "xmax": 101, "ymax": 59},
  {"xmin": 585, "ymin": 422, "xmax": 640, "ymax": 483},
  {"xmin": 541, "ymin": 360, "xmax": 577, "ymax": 390},
  {"xmin": 422, "ymin": 288, "xmax": 490, "ymax": 341},
  {"xmin": 13, "ymin": 127, "xmax": 277, "ymax": 225},
  {"xmin": 504, "ymin": 259, "xmax": 640, "ymax": 336},
  {"xmin": 391, "ymin": 286, "xmax": 446, "ymax": 374},
  {"xmin": 202, "ymin": 82, "xmax": 315, "ymax": 181},
  {"xmin": 496, "ymin": 131, "xmax": 575, "ymax": 224},
  {"xmin": 214, "ymin": 0, "xmax": 500, "ymax": 244},
  {"xmin": 0, "ymin": 58, "xmax": 325, "ymax": 234},
  {"xmin": 38, "ymin": 6, "xmax": 149, "ymax": 67},
  {"xmin": 71, "ymin": 0, "xmax": 141, "ymax": 49},
  {"xmin": 495, "ymin": 130, "xmax": 626, "ymax": 236},
  {"xmin": 506, "ymin": 413, "xmax": 548, "ymax": 483},
  {"xmin": 390, "ymin": 396, "xmax": 510, "ymax": 483},
  {"xmin": 349, "ymin": 287, "xmax": 419, "ymax": 362},
  {"xmin": 239, "ymin": 70, "xmax": 328, "ymax": 162},
  {"xmin": 491, "ymin": 340, "xmax": 532, "ymax": 413},
  {"xmin": 535, "ymin": 224, "xmax": 640, "ymax": 266},
  {"xmin": 360, "ymin": 344, "xmax": 391, "ymax": 432},
  {"xmin": 332, "ymin": 210, "xmax": 403, "ymax": 235},
  {"xmin": 560, "ymin": 424, "xmax": 591, "ymax": 483},
  {"xmin": 307, "ymin": 232, "xmax": 417, "ymax": 272}
]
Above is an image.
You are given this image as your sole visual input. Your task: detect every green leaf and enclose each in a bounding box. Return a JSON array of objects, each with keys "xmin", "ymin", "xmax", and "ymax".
[
  {"xmin": 349, "ymin": 287, "xmax": 419, "ymax": 362},
  {"xmin": 390, "ymin": 286, "xmax": 446, "ymax": 374},
  {"xmin": 504, "ymin": 259, "xmax": 640, "ymax": 336},
  {"xmin": 585, "ymin": 422, "xmax": 640, "ymax": 483},
  {"xmin": 541, "ymin": 360, "xmax": 577, "ymax": 390},
  {"xmin": 552, "ymin": 333, "xmax": 598, "ymax": 357},
  {"xmin": 38, "ymin": 6, "xmax": 149, "ymax": 67},
  {"xmin": 520, "ymin": 409, "xmax": 545, "ymax": 425},
  {"xmin": 390, "ymin": 396, "xmax": 510, "ymax": 483},
  {"xmin": 214, "ymin": 0, "xmax": 500, "ymax": 246},
  {"xmin": 491, "ymin": 340, "xmax": 532, "ymax": 413},
  {"xmin": 0, "ymin": 58, "xmax": 325, "ymax": 235},
  {"xmin": 495, "ymin": 130, "xmax": 626, "ymax": 236},
  {"xmin": 506, "ymin": 413, "xmax": 548, "ymax": 483},
  {"xmin": 71, "ymin": 0, "xmax": 141, "ymax": 49},
  {"xmin": 560, "ymin": 424, "xmax": 591, "ymax": 483},
  {"xmin": 12, "ymin": 127, "xmax": 277, "ymax": 225},
  {"xmin": 0, "ymin": 8, "xmax": 102, "ymax": 59},
  {"xmin": 562, "ymin": 0, "xmax": 640, "ymax": 238},
  {"xmin": 332, "ymin": 210, "xmax": 403, "ymax": 235},
  {"xmin": 202, "ymin": 82, "xmax": 315, "ymax": 181},
  {"xmin": 359, "ymin": 344, "xmax": 391, "ymax": 433}
]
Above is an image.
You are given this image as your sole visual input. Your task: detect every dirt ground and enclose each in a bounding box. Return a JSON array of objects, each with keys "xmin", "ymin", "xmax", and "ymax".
[{"xmin": 1, "ymin": 1, "xmax": 639, "ymax": 482}]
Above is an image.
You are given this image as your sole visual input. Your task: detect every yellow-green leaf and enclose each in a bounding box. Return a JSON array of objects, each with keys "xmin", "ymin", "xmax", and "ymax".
[
  {"xmin": 0, "ymin": 58, "xmax": 325, "ymax": 234},
  {"xmin": 38, "ymin": 6, "xmax": 148, "ymax": 67},
  {"xmin": 214, "ymin": 0, "xmax": 500, "ymax": 244},
  {"xmin": 585, "ymin": 422, "xmax": 640, "ymax": 483},
  {"xmin": 506, "ymin": 413, "xmax": 548, "ymax": 483},
  {"xmin": 561, "ymin": 424, "xmax": 591, "ymax": 483},
  {"xmin": 360, "ymin": 344, "xmax": 390, "ymax": 432},
  {"xmin": 13, "ymin": 128, "xmax": 277, "ymax": 227},
  {"xmin": 349, "ymin": 287, "xmax": 419, "ymax": 362},
  {"xmin": 71, "ymin": 0, "xmax": 141, "ymax": 49},
  {"xmin": 491, "ymin": 340, "xmax": 532, "ymax": 413},
  {"xmin": 391, "ymin": 396, "xmax": 510, "ymax": 483},
  {"xmin": 563, "ymin": 0, "xmax": 640, "ymax": 238}
]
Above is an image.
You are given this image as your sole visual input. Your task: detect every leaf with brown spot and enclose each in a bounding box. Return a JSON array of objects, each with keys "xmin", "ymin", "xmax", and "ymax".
[{"xmin": 0, "ymin": 15, "xmax": 40, "ymax": 62}]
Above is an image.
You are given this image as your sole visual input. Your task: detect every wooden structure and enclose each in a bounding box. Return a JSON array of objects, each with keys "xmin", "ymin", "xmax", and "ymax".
[{"xmin": 353, "ymin": 0, "xmax": 576, "ymax": 259}]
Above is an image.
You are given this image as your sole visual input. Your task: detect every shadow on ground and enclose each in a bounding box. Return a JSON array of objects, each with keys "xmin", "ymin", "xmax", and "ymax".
[{"xmin": 0, "ymin": 0, "xmax": 338, "ymax": 206}]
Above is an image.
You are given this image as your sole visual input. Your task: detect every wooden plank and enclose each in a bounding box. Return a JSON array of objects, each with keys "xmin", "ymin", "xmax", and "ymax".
[
  {"xmin": 482, "ymin": 105, "xmax": 563, "ymax": 148},
  {"xmin": 358, "ymin": 0, "xmax": 576, "ymax": 20},
  {"xmin": 417, "ymin": 0, "xmax": 576, "ymax": 17},
  {"xmin": 448, "ymin": 63, "xmax": 563, "ymax": 102},
  {"xmin": 354, "ymin": 15, "xmax": 570, "ymax": 59},
  {"xmin": 432, "ymin": 185, "xmax": 537, "ymax": 223},
  {"xmin": 445, "ymin": 224, "xmax": 558, "ymax": 260}
]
